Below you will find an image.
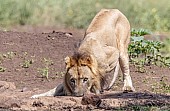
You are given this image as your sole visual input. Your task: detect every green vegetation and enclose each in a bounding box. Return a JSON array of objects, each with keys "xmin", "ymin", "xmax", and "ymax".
[
  {"xmin": 0, "ymin": 51, "xmax": 16, "ymax": 65},
  {"xmin": 0, "ymin": 52, "xmax": 16, "ymax": 61},
  {"xmin": 0, "ymin": 66, "xmax": 6, "ymax": 72},
  {"xmin": 21, "ymin": 59, "xmax": 34, "ymax": 68},
  {"xmin": 0, "ymin": 51, "xmax": 16, "ymax": 72},
  {"xmin": 37, "ymin": 58, "xmax": 53, "ymax": 79},
  {"xmin": 0, "ymin": 0, "xmax": 170, "ymax": 31},
  {"xmin": 131, "ymin": 28, "xmax": 152, "ymax": 37},
  {"xmin": 38, "ymin": 67, "xmax": 49, "ymax": 80},
  {"xmin": 3, "ymin": 51, "xmax": 16, "ymax": 59},
  {"xmin": 129, "ymin": 29, "xmax": 170, "ymax": 72},
  {"xmin": 20, "ymin": 52, "xmax": 34, "ymax": 68}
]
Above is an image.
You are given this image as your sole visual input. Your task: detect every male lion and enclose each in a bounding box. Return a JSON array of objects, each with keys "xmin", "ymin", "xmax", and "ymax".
[{"xmin": 31, "ymin": 9, "xmax": 135, "ymax": 98}]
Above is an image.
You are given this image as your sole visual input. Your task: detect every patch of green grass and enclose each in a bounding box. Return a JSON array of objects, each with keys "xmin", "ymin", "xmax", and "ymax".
[
  {"xmin": 20, "ymin": 52, "xmax": 34, "ymax": 68},
  {"xmin": 6, "ymin": 51, "xmax": 16, "ymax": 59},
  {"xmin": 43, "ymin": 58, "xmax": 53, "ymax": 66},
  {"xmin": 37, "ymin": 58, "xmax": 53, "ymax": 80},
  {"xmin": 0, "ymin": 51, "xmax": 16, "ymax": 72},
  {"xmin": 38, "ymin": 67, "xmax": 49, "ymax": 79},
  {"xmin": 0, "ymin": 66, "xmax": 6, "ymax": 72},
  {"xmin": 1, "ymin": 51, "xmax": 16, "ymax": 60},
  {"xmin": 21, "ymin": 59, "xmax": 34, "ymax": 68},
  {"xmin": 0, "ymin": 51, "xmax": 16, "ymax": 64}
]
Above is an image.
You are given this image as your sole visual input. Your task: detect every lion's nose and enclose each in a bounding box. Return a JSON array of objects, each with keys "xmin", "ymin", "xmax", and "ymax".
[{"xmin": 74, "ymin": 92, "xmax": 84, "ymax": 97}]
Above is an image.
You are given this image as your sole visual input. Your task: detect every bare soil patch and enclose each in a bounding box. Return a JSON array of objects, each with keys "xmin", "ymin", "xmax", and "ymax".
[{"xmin": 0, "ymin": 27, "xmax": 169, "ymax": 110}]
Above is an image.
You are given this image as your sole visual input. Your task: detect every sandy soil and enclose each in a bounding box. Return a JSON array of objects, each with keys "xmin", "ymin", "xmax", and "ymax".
[{"xmin": 0, "ymin": 26, "xmax": 169, "ymax": 110}]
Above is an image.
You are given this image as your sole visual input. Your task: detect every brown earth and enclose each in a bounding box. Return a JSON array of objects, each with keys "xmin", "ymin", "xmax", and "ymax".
[{"xmin": 0, "ymin": 26, "xmax": 169, "ymax": 110}]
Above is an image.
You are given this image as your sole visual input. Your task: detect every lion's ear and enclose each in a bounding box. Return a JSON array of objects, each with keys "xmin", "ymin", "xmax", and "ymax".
[
  {"xmin": 65, "ymin": 56, "xmax": 71, "ymax": 70},
  {"xmin": 80, "ymin": 55, "xmax": 98, "ymax": 74},
  {"xmin": 84, "ymin": 56, "xmax": 92, "ymax": 65}
]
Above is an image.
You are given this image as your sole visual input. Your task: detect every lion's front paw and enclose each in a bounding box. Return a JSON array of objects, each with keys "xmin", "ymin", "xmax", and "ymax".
[{"xmin": 123, "ymin": 86, "xmax": 135, "ymax": 93}]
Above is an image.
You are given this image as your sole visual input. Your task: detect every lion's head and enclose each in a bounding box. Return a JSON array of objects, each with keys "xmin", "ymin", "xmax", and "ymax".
[{"xmin": 64, "ymin": 52, "xmax": 104, "ymax": 96}]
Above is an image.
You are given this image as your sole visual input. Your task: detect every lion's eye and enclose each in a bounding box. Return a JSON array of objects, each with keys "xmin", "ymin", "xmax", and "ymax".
[
  {"xmin": 83, "ymin": 78, "xmax": 88, "ymax": 83},
  {"xmin": 70, "ymin": 78, "xmax": 75, "ymax": 84},
  {"xmin": 81, "ymin": 64, "xmax": 86, "ymax": 66}
]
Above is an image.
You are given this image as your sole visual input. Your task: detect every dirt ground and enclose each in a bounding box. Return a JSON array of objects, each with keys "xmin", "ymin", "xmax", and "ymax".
[{"xmin": 0, "ymin": 26, "xmax": 169, "ymax": 110}]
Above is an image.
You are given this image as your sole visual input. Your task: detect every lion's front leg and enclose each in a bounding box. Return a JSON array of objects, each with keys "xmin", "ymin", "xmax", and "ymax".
[
  {"xmin": 31, "ymin": 87, "xmax": 57, "ymax": 98},
  {"xmin": 92, "ymin": 79, "xmax": 103, "ymax": 95},
  {"xmin": 119, "ymin": 49, "xmax": 135, "ymax": 92},
  {"xmin": 31, "ymin": 83, "xmax": 65, "ymax": 98}
]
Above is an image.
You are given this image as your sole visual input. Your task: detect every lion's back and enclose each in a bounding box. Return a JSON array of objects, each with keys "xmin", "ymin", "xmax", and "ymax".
[{"xmin": 86, "ymin": 9, "xmax": 123, "ymax": 34}]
